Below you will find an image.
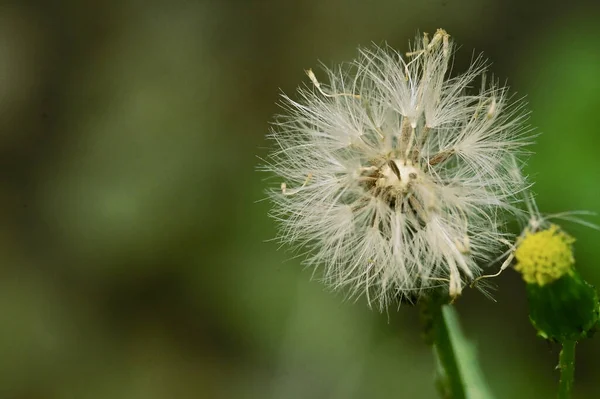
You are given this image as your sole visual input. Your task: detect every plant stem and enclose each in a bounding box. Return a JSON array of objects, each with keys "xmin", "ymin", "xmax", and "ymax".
[
  {"xmin": 558, "ymin": 340, "xmax": 576, "ymax": 399},
  {"xmin": 421, "ymin": 294, "xmax": 466, "ymax": 399}
]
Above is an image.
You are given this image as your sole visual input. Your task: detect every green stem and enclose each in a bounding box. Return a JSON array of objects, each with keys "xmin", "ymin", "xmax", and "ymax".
[
  {"xmin": 421, "ymin": 294, "xmax": 466, "ymax": 399},
  {"xmin": 558, "ymin": 340, "xmax": 576, "ymax": 399}
]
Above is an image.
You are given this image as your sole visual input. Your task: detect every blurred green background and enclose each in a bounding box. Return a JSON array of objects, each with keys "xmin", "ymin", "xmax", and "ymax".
[{"xmin": 1, "ymin": 0, "xmax": 599, "ymax": 398}]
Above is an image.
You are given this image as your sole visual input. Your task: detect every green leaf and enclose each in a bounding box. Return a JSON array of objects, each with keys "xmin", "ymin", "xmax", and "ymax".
[
  {"xmin": 439, "ymin": 305, "xmax": 496, "ymax": 399},
  {"xmin": 422, "ymin": 293, "xmax": 495, "ymax": 399}
]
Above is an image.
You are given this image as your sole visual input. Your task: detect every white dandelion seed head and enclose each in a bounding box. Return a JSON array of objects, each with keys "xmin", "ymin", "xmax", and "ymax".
[{"xmin": 263, "ymin": 29, "xmax": 533, "ymax": 309}]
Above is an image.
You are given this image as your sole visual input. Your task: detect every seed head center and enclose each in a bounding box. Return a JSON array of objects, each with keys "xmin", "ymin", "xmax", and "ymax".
[{"xmin": 378, "ymin": 159, "xmax": 420, "ymax": 192}]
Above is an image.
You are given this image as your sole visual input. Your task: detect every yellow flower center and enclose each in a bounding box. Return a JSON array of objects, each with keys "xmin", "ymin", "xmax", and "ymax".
[{"xmin": 514, "ymin": 224, "xmax": 575, "ymax": 286}]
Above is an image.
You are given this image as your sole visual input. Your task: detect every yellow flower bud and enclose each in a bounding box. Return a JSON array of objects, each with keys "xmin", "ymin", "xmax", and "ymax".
[{"xmin": 514, "ymin": 224, "xmax": 575, "ymax": 286}]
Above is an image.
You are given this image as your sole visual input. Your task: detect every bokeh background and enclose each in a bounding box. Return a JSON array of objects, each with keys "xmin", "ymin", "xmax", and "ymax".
[{"xmin": 1, "ymin": 0, "xmax": 599, "ymax": 398}]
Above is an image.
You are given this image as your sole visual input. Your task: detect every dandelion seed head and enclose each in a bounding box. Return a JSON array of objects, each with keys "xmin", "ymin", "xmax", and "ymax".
[{"xmin": 264, "ymin": 29, "xmax": 532, "ymax": 309}]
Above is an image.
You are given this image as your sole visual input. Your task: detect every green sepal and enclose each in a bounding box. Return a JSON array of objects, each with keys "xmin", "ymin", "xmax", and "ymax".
[{"xmin": 525, "ymin": 270, "xmax": 600, "ymax": 342}]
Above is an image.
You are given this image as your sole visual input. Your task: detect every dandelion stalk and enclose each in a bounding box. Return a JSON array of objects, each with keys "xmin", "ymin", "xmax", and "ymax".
[
  {"xmin": 422, "ymin": 293, "xmax": 466, "ymax": 399},
  {"xmin": 421, "ymin": 292, "xmax": 495, "ymax": 399},
  {"xmin": 558, "ymin": 340, "xmax": 576, "ymax": 399}
]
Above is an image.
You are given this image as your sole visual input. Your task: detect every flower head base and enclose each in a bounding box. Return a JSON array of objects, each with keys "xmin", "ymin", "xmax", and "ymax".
[
  {"xmin": 514, "ymin": 224, "xmax": 575, "ymax": 286},
  {"xmin": 510, "ymin": 204, "xmax": 600, "ymax": 342},
  {"xmin": 265, "ymin": 29, "xmax": 530, "ymax": 309}
]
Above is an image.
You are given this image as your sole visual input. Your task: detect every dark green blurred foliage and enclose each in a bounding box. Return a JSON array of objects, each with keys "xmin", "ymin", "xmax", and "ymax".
[{"xmin": 0, "ymin": 0, "xmax": 599, "ymax": 398}]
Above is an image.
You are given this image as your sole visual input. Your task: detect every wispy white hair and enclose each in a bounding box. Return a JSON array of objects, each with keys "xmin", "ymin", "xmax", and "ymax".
[{"xmin": 264, "ymin": 29, "xmax": 532, "ymax": 309}]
